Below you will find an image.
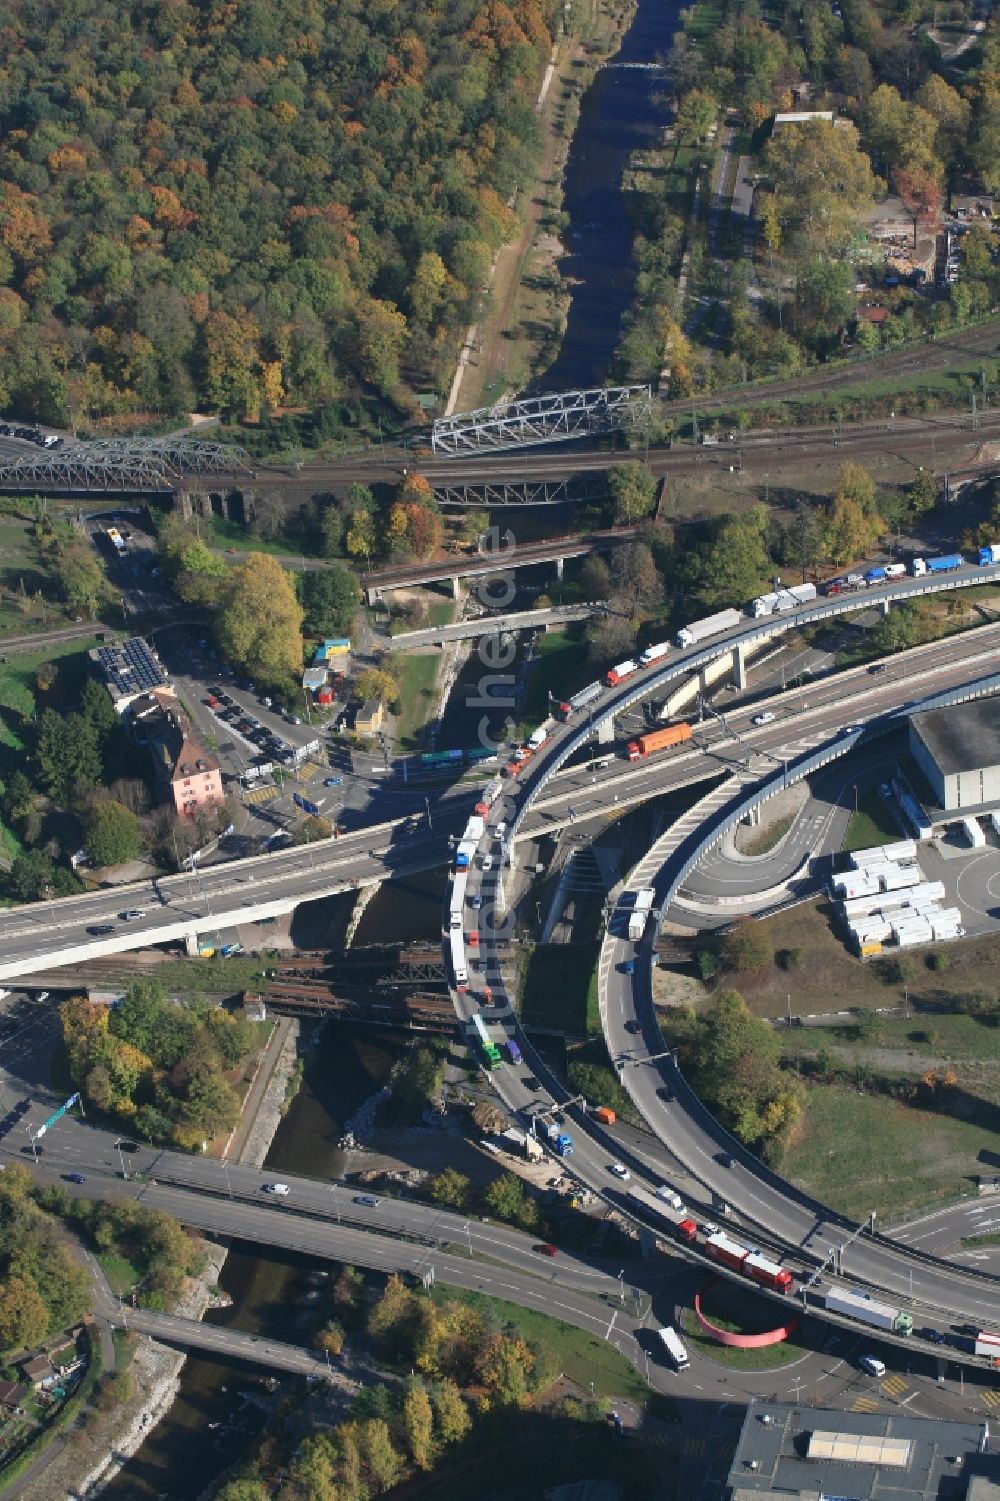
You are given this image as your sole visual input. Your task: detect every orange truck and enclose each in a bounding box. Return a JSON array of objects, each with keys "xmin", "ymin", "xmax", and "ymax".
[
  {"xmin": 593, "ymin": 1106, "xmax": 616, "ymax": 1125},
  {"xmin": 627, "ymin": 722, "xmax": 692, "ymax": 762}
]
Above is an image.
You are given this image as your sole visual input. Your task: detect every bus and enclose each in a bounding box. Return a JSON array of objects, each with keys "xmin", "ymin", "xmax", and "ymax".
[{"xmin": 657, "ymin": 1326, "xmax": 689, "ymax": 1371}]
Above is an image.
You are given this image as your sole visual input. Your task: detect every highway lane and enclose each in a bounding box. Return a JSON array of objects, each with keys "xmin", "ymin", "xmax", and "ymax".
[{"xmin": 2, "ymin": 619, "xmax": 1000, "ymax": 980}]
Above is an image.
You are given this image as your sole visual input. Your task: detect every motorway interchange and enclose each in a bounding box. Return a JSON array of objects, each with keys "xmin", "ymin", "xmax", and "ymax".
[{"xmin": 4, "ymin": 562, "xmax": 1000, "ymax": 1408}]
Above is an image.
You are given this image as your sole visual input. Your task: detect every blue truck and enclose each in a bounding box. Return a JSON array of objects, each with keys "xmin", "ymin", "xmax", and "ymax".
[
  {"xmin": 913, "ymin": 553, "xmax": 963, "ymax": 577},
  {"xmin": 546, "ymin": 1124, "xmax": 573, "ymax": 1156},
  {"xmin": 979, "ymin": 543, "xmax": 1000, "ymax": 566}
]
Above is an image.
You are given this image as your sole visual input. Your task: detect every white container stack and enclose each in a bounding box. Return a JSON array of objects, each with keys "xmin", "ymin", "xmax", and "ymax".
[{"xmin": 840, "ymin": 846, "xmax": 963, "ymax": 953}]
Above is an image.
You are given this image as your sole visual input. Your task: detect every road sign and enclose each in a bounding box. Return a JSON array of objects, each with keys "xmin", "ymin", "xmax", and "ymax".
[{"xmin": 37, "ymin": 1092, "xmax": 81, "ymax": 1138}]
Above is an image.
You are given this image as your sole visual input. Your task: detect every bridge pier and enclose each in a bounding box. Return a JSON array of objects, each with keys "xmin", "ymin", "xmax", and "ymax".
[
  {"xmin": 183, "ymin": 929, "xmax": 200, "ymax": 957},
  {"xmin": 880, "ymin": 598, "xmax": 890, "ymax": 616},
  {"xmin": 450, "ymin": 575, "xmax": 460, "ymax": 600},
  {"xmin": 731, "ymin": 643, "xmax": 748, "ymax": 691},
  {"xmin": 554, "ymin": 556, "xmax": 564, "ymax": 583},
  {"xmin": 596, "ymin": 716, "xmax": 615, "ymax": 745}
]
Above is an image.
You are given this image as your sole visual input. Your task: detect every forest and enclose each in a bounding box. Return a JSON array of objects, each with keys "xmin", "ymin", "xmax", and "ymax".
[{"xmin": 0, "ymin": 0, "xmax": 556, "ymax": 431}]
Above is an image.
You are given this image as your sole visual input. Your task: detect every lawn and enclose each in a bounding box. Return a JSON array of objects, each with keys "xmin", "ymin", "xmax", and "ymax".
[
  {"xmin": 0, "ymin": 514, "xmax": 78, "ymax": 636},
  {"xmin": 97, "ymin": 1251, "xmax": 143, "ymax": 1297},
  {"xmin": 678, "ymin": 1281, "xmax": 817, "ymax": 1371},
  {"xmin": 776, "ymin": 1079, "xmax": 988, "ymax": 1221},
  {"xmin": 813, "ymin": 1008, "xmax": 1000, "ymax": 1063},
  {"xmin": 521, "ymin": 940, "xmax": 601, "ymax": 1037},
  {"xmin": 0, "ymin": 635, "xmax": 104, "ymax": 715},
  {"xmin": 391, "ymin": 651, "xmax": 441, "ymax": 749},
  {"xmin": 741, "ymin": 812, "xmax": 796, "ymax": 857},
  {"xmin": 842, "ymin": 791, "xmax": 900, "ymax": 854},
  {"xmin": 520, "ymin": 625, "xmax": 592, "ymax": 728},
  {"xmin": 430, "ymin": 1286, "xmax": 651, "ymax": 1403},
  {"xmin": 129, "ymin": 955, "xmax": 275, "ymax": 993}
]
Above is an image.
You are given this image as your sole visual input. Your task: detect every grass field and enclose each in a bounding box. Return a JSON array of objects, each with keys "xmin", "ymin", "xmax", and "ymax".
[
  {"xmin": 679, "ymin": 1283, "xmax": 816, "ymax": 1371},
  {"xmin": 842, "ymin": 791, "xmax": 900, "ymax": 853},
  {"xmin": 741, "ymin": 812, "xmax": 796, "ymax": 857},
  {"xmin": 430, "ymin": 1286, "xmax": 651, "ymax": 1403},
  {"xmin": 521, "ymin": 940, "xmax": 601, "ymax": 1037},
  {"xmin": 97, "ymin": 1251, "xmax": 143, "ymax": 1297},
  {"xmin": 391, "ymin": 652, "xmax": 441, "ymax": 749},
  {"xmin": 776, "ymin": 1080, "xmax": 986, "ymax": 1221},
  {"xmin": 0, "ymin": 515, "xmax": 76, "ymax": 636},
  {"xmin": 520, "ymin": 626, "xmax": 591, "ymax": 727},
  {"xmin": 814, "ymin": 1008, "xmax": 1000, "ymax": 1062}
]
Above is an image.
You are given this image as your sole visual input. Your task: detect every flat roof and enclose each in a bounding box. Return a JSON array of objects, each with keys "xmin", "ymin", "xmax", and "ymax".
[
  {"xmin": 727, "ymin": 1403, "xmax": 999, "ymax": 1499},
  {"xmin": 910, "ymin": 697, "xmax": 1000, "ymax": 777},
  {"xmin": 90, "ymin": 637, "xmax": 167, "ymax": 703}
]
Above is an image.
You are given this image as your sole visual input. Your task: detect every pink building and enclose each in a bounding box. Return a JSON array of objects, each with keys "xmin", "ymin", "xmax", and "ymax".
[{"xmin": 129, "ymin": 691, "xmax": 223, "ymax": 818}]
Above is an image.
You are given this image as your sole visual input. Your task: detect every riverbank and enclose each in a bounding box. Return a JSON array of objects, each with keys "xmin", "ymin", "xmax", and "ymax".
[
  {"xmin": 33, "ymin": 1019, "xmax": 302, "ymax": 1501},
  {"xmin": 449, "ymin": 0, "xmax": 638, "ymax": 411}
]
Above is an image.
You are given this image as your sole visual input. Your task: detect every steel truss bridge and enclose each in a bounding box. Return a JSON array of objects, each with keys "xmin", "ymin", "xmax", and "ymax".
[
  {"xmin": 0, "ymin": 437, "xmax": 252, "ymax": 492},
  {"xmin": 432, "ymin": 474, "xmax": 609, "ymax": 508},
  {"xmin": 431, "ymin": 385, "xmax": 652, "ymax": 456}
]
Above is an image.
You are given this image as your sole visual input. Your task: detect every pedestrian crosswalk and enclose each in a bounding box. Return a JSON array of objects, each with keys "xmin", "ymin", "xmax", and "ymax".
[
  {"xmin": 244, "ymin": 784, "xmax": 280, "ymax": 806},
  {"xmin": 297, "ymin": 760, "xmax": 326, "ymax": 783},
  {"xmin": 882, "ymin": 1375, "xmax": 908, "ymax": 1397},
  {"xmin": 683, "ymin": 1436, "xmax": 707, "ymax": 1457},
  {"xmin": 980, "ymin": 1389, "xmax": 1000, "ymax": 1411},
  {"xmin": 851, "ymin": 1395, "xmax": 881, "ymax": 1413}
]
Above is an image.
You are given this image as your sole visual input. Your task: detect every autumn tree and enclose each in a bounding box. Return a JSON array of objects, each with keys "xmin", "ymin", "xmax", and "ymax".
[
  {"xmin": 765, "ymin": 119, "xmax": 881, "ymax": 253},
  {"xmin": 433, "ymin": 1378, "xmax": 472, "ymax": 1445},
  {"xmin": 216, "ymin": 553, "xmax": 304, "ymax": 686},
  {"xmin": 431, "ymin": 1167, "xmax": 471, "ymax": 1209},
  {"xmin": 608, "ymin": 461, "xmax": 657, "ymax": 524},
  {"xmin": 403, "ymin": 1379, "xmax": 436, "ymax": 1469},
  {"xmin": 355, "ymin": 667, "xmax": 399, "ymax": 704}
]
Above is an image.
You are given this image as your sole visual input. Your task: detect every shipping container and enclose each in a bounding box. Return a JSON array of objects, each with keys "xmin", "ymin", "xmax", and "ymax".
[
  {"xmin": 627, "ymin": 721, "xmax": 693, "ymax": 761},
  {"xmin": 676, "ymin": 608, "xmax": 743, "ymax": 649},
  {"xmin": 964, "ymin": 817, "xmax": 986, "ymax": 848}
]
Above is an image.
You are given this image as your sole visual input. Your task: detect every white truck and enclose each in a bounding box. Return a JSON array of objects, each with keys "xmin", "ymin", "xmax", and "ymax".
[
  {"xmin": 639, "ymin": 640, "xmax": 671, "ymax": 666},
  {"xmin": 675, "ymin": 608, "xmax": 743, "ymax": 649},
  {"xmin": 750, "ymin": 582, "xmax": 817, "ymax": 617},
  {"xmin": 627, "ymin": 888, "xmax": 656, "ymax": 941},
  {"xmin": 823, "ymin": 1286, "xmax": 912, "ymax": 1335}
]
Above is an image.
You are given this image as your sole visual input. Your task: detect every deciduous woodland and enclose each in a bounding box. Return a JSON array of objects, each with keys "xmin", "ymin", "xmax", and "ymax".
[{"xmin": 0, "ymin": 0, "xmax": 556, "ymax": 427}]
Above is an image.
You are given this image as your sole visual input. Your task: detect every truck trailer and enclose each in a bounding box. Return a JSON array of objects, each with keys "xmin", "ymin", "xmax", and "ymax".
[
  {"xmin": 606, "ymin": 659, "xmax": 639, "ymax": 686},
  {"xmin": 676, "ymin": 608, "xmax": 743, "ymax": 649},
  {"xmin": 823, "ymin": 1286, "xmax": 913, "ymax": 1335},
  {"xmin": 912, "ymin": 553, "xmax": 963, "ymax": 576},
  {"xmin": 639, "ymin": 640, "xmax": 671, "ymax": 666},
  {"xmin": 556, "ymin": 681, "xmax": 603, "ymax": 720},
  {"xmin": 627, "ymin": 721, "xmax": 693, "ymax": 761},
  {"xmin": 750, "ymin": 582, "xmax": 817, "ymax": 616},
  {"xmin": 627, "ymin": 888, "xmax": 656, "ymax": 940}
]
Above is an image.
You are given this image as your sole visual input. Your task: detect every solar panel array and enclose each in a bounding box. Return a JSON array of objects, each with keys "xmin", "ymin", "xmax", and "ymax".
[{"xmin": 95, "ymin": 637, "xmax": 167, "ymax": 700}]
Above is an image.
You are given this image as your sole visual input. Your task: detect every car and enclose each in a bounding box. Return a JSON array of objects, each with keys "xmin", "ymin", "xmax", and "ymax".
[
  {"xmin": 918, "ymin": 1327, "xmax": 946, "ymax": 1344},
  {"xmin": 353, "ymin": 1194, "xmax": 380, "ymax": 1208},
  {"xmin": 260, "ymin": 696, "xmax": 272, "ymax": 708},
  {"xmin": 533, "ymin": 1243, "xmax": 559, "ymax": 1257},
  {"xmin": 656, "ymin": 1086, "xmax": 672, "ymax": 1101},
  {"xmin": 625, "ymin": 1018, "xmax": 642, "ymax": 1034},
  {"xmin": 205, "ymin": 696, "xmax": 220, "ymax": 709},
  {"xmin": 752, "ymin": 711, "xmax": 776, "ymax": 726},
  {"xmin": 609, "ymin": 1163, "xmax": 630, "ymax": 1180},
  {"xmin": 879, "ymin": 782, "xmax": 892, "ymax": 798},
  {"xmin": 63, "ymin": 1172, "xmax": 86, "ymax": 1184},
  {"xmin": 699, "ymin": 1221, "xmax": 720, "ymax": 1237},
  {"xmin": 858, "ymin": 1354, "xmax": 886, "ymax": 1379},
  {"xmin": 262, "ymin": 1182, "xmax": 290, "ymax": 1196},
  {"xmin": 523, "ymin": 1075, "xmax": 540, "ymax": 1089},
  {"xmin": 119, "ymin": 908, "xmax": 146, "ymax": 921},
  {"xmin": 481, "ymin": 854, "xmax": 493, "ymax": 871},
  {"xmin": 621, "ymin": 959, "xmax": 636, "ymax": 976},
  {"xmin": 867, "ymin": 662, "xmax": 888, "ymax": 675},
  {"xmin": 656, "ymin": 1187, "xmax": 685, "ymax": 1210},
  {"xmin": 470, "ymin": 893, "xmax": 483, "ymax": 910},
  {"xmin": 467, "ymin": 931, "xmax": 479, "ymax": 946},
  {"xmin": 87, "ymin": 924, "xmax": 115, "ymax": 936},
  {"xmin": 714, "ymin": 1150, "xmax": 734, "ymax": 1167},
  {"xmin": 324, "ymin": 776, "xmax": 343, "ymax": 787}
]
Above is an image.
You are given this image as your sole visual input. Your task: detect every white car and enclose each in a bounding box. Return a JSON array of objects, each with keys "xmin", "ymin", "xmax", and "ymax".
[
  {"xmin": 119, "ymin": 908, "xmax": 147, "ymax": 921},
  {"xmin": 481, "ymin": 854, "xmax": 494, "ymax": 871},
  {"xmin": 751, "ymin": 711, "xmax": 776, "ymax": 726},
  {"xmin": 262, "ymin": 1182, "xmax": 290, "ymax": 1196},
  {"xmin": 609, "ymin": 1163, "xmax": 630, "ymax": 1180},
  {"xmin": 656, "ymin": 1187, "xmax": 685, "ymax": 1210}
]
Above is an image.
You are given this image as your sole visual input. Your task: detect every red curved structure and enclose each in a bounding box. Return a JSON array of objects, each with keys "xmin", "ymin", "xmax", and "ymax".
[{"xmin": 694, "ymin": 1276, "xmax": 802, "ymax": 1348}]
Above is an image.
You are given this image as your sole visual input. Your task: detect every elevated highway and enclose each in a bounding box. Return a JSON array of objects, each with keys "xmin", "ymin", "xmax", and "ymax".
[{"xmin": 4, "ymin": 620, "xmax": 1000, "ymax": 981}]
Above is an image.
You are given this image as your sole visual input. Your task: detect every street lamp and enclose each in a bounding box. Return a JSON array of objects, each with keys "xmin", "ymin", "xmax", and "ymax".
[
  {"xmin": 222, "ymin": 1158, "xmax": 233, "ymax": 1200},
  {"xmin": 331, "ymin": 1182, "xmax": 341, "ymax": 1224},
  {"xmin": 115, "ymin": 1137, "xmax": 129, "ymax": 1180},
  {"xmin": 463, "ymin": 1220, "xmax": 473, "ymax": 1255}
]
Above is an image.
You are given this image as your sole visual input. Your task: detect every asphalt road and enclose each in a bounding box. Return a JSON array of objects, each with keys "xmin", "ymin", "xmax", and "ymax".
[{"xmin": 1, "ymin": 621, "xmax": 999, "ymax": 980}]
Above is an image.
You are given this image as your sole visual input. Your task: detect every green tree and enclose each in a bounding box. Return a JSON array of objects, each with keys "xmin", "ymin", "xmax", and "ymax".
[
  {"xmin": 765, "ymin": 119, "xmax": 881, "ymax": 253},
  {"xmin": 675, "ymin": 88, "xmax": 717, "ymax": 144},
  {"xmin": 477, "ymin": 1333, "xmax": 535, "ymax": 1406},
  {"xmin": 35, "ymin": 709, "xmax": 101, "ymax": 801},
  {"xmin": 9, "ymin": 849, "xmax": 59, "ymax": 901},
  {"xmin": 871, "ymin": 601, "xmax": 920, "ymax": 653},
  {"xmin": 297, "ymin": 564, "xmax": 359, "ymax": 635},
  {"xmin": 690, "ymin": 506, "xmax": 772, "ymax": 607},
  {"xmin": 360, "ymin": 1417, "xmax": 405, "ymax": 1491},
  {"xmin": 217, "ymin": 553, "xmax": 304, "ymax": 685},
  {"xmin": 909, "ymin": 470, "xmax": 938, "ymax": 515},
  {"xmin": 79, "ymin": 676, "xmax": 119, "ymax": 749},
  {"xmin": 484, "ymin": 1172, "xmax": 538, "ymax": 1229},
  {"xmin": 355, "ymin": 299, "xmax": 408, "ymax": 394},
  {"xmin": 55, "ymin": 542, "xmax": 113, "ymax": 617},
  {"xmin": 109, "ymin": 979, "xmax": 167, "ymax": 1058},
  {"xmin": 85, "ymin": 799, "xmax": 142, "ymax": 867},
  {"xmin": 607, "ymin": 461, "xmax": 657, "ymax": 524},
  {"xmin": 608, "ymin": 541, "xmax": 662, "ymax": 616},
  {"xmin": 431, "ymin": 1167, "xmax": 471, "ymax": 1210}
]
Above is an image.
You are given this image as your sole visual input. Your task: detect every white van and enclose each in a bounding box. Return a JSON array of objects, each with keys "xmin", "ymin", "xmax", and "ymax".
[
  {"xmin": 859, "ymin": 1354, "xmax": 886, "ymax": 1378},
  {"xmin": 263, "ymin": 1182, "xmax": 290, "ymax": 1196},
  {"xmin": 658, "ymin": 1326, "xmax": 690, "ymax": 1371}
]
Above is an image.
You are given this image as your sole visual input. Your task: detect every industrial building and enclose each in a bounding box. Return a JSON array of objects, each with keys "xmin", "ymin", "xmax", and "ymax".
[
  {"xmin": 726, "ymin": 1402, "xmax": 1000, "ymax": 1500},
  {"xmin": 909, "ymin": 699, "xmax": 1000, "ymax": 818}
]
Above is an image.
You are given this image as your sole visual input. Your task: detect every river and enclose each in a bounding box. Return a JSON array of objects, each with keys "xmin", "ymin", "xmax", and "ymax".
[
  {"xmin": 539, "ymin": 0, "xmax": 680, "ymax": 390},
  {"xmin": 96, "ymin": 0, "xmax": 683, "ymax": 1489}
]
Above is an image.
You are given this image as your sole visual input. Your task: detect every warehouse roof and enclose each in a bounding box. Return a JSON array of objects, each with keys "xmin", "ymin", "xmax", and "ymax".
[
  {"xmin": 726, "ymin": 1403, "xmax": 999, "ymax": 1499},
  {"xmin": 910, "ymin": 698, "xmax": 1000, "ymax": 777}
]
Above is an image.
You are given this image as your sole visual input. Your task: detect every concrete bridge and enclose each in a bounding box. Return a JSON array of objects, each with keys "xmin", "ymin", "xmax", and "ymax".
[
  {"xmin": 361, "ymin": 526, "xmax": 640, "ymax": 604},
  {"xmin": 388, "ymin": 600, "xmax": 606, "ymax": 649}
]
